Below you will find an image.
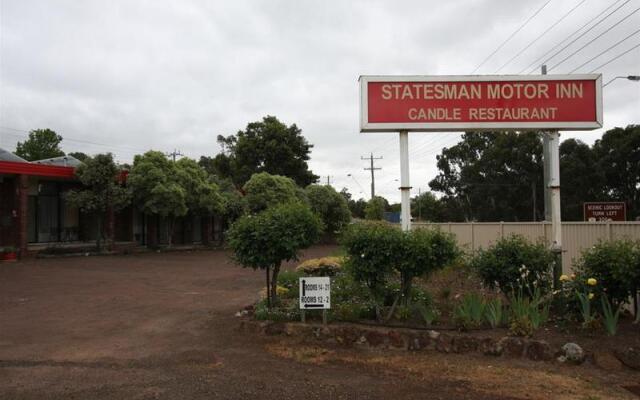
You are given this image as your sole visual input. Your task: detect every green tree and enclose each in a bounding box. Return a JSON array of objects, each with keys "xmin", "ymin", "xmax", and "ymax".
[
  {"xmin": 227, "ymin": 203, "xmax": 322, "ymax": 307},
  {"xmin": 15, "ymin": 129, "xmax": 65, "ymax": 161},
  {"xmin": 411, "ymin": 191, "xmax": 444, "ymax": 222},
  {"xmin": 68, "ymin": 152, "xmax": 89, "ymax": 162},
  {"xmin": 559, "ymin": 138, "xmax": 605, "ymax": 220},
  {"xmin": 65, "ymin": 153, "xmax": 130, "ymax": 250},
  {"xmin": 212, "ymin": 176, "xmax": 246, "ymax": 222},
  {"xmin": 305, "ymin": 184, "xmax": 351, "ymax": 234},
  {"xmin": 175, "ymin": 158, "xmax": 223, "ymax": 216},
  {"xmin": 349, "ymin": 198, "xmax": 368, "ymax": 219},
  {"xmin": 429, "ymin": 132, "xmax": 543, "ymax": 222},
  {"xmin": 128, "ymin": 151, "xmax": 187, "ymax": 246},
  {"xmin": 365, "ymin": 196, "xmax": 387, "ymax": 220},
  {"xmin": 243, "ymin": 172, "xmax": 303, "ymax": 213},
  {"xmin": 340, "ymin": 221, "xmax": 403, "ymax": 320},
  {"xmin": 593, "ymin": 125, "xmax": 640, "ymax": 220},
  {"xmin": 395, "ymin": 228, "xmax": 458, "ymax": 306},
  {"xmin": 214, "ymin": 116, "xmax": 318, "ymax": 186}
]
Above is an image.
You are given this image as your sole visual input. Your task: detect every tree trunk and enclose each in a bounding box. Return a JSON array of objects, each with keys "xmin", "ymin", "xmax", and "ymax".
[
  {"xmin": 400, "ymin": 272, "xmax": 413, "ymax": 306},
  {"xmin": 96, "ymin": 216, "xmax": 103, "ymax": 251},
  {"xmin": 167, "ymin": 216, "xmax": 174, "ymax": 248},
  {"xmin": 270, "ymin": 264, "xmax": 281, "ymax": 307},
  {"xmin": 265, "ymin": 266, "xmax": 271, "ymax": 309}
]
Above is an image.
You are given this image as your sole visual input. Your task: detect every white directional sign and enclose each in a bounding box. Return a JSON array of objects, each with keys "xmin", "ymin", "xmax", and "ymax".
[{"xmin": 299, "ymin": 277, "xmax": 331, "ymax": 310}]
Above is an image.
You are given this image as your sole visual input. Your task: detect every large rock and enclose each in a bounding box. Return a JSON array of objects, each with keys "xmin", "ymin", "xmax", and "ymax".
[
  {"xmin": 364, "ymin": 330, "xmax": 387, "ymax": 347},
  {"xmin": 451, "ymin": 336, "xmax": 480, "ymax": 354},
  {"xmin": 435, "ymin": 333, "xmax": 453, "ymax": 353},
  {"xmin": 498, "ymin": 337, "xmax": 526, "ymax": 358},
  {"xmin": 334, "ymin": 326, "xmax": 361, "ymax": 345},
  {"xmin": 560, "ymin": 343, "xmax": 585, "ymax": 364},
  {"xmin": 614, "ymin": 347, "xmax": 640, "ymax": 370},
  {"xmin": 593, "ymin": 351, "xmax": 623, "ymax": 371},
  {"xmin": 526, "ymin": 340, "xmax": 552, "ymax": 361},
  {"xmin": 387, "ymin": 331, "xmax": 406, "ymax": 349},
  {"xmin": 480, "ymin": 338, "xmax": 503, "ymax": 356}
]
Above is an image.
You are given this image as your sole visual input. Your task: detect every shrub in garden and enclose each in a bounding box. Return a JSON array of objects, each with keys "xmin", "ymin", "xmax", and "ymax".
[
  {"xmin": 305, "ymin": 184, "xmax": 351, "ymax": 234},
  {"xmin": 227, "ymin": 203, "xmax": 322, "ymax": 308},
  {"xmin": 575, "ymin": 239, "xmax": 639, "ymax": 308},
  {"xmin": 242, "ymin": 172, "xmax": 304, "ymax": 213},
  {"xmin": 471, "ymin": 235, "xmax": 554, "ymax": 297},
  {"xmin": 340, "ymin": 221, "xmax": 403, "ymax": 319},
  {"xmin": 364, "ymin": 196, "xmax": 386, "ymax": 220},
  {"xmin": 396, "ymin": 228, "xmax": 458, "ymax": 305},
  {"xmin": 296, "ymin": 257, "xmax": 343, "ymax": 277}
]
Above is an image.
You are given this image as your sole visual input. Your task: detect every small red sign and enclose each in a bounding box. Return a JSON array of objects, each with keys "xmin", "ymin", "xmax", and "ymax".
[
  {"xmin": 583, "ymin": 202, "xmax": 626, "ymax": 222},
  {"xmin": 360, "ymin": 75, "xmax": 602, "ymax": 132}
]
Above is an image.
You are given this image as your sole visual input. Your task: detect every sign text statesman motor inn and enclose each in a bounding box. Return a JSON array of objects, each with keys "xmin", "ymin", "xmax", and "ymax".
[{"xmin": 359, "ymin": 75, "xmax": 602, "ymax": 132}]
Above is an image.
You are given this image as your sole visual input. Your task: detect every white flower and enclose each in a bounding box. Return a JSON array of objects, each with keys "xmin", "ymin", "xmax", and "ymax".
[{"xmin": 361, "ymin": 253, "xmax": 365, "ymax": 258}]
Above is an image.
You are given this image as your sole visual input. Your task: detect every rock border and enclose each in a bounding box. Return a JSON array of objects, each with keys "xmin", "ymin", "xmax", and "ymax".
[{"xmin": 239, "ymin": 319, "xmax": 636, "ymax": 370}]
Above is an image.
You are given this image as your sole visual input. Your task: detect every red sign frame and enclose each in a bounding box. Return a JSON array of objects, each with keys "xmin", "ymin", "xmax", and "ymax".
[
  {"xmin": 359, "ymin": 75, "xmax": 602, "ymax": 132},
  {"xmin": 583, "ymin": 202, "xmax": 626, "ymax": 222}
]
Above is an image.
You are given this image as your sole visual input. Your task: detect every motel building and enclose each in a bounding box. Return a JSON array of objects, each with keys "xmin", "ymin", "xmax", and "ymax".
[{"xmin": 0, "ymin": 148, "xmax": 223, "ymax": 258}]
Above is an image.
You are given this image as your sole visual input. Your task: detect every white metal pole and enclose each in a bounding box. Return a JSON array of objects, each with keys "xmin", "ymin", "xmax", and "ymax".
[
  {"xmin": 548, "ymin": 131, "xmax": 563, "ymax": 274},
  {"xmin": 399, "ymin": 131, "xmax": 411, "ymax": 231}
]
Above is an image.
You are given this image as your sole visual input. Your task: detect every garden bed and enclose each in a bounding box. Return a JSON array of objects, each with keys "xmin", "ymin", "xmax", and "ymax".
[{"xmin": 239, "ymin": 317, "xmax": 640, "ymax": 371}]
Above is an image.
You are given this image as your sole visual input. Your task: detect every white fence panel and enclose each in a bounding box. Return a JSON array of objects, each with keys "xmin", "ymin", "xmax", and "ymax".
[{"xmin": 413, "ymin": 221, "xmax": 640, "ymax": 273}]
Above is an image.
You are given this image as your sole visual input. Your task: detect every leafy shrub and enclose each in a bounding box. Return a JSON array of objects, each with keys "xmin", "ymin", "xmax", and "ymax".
[
  {"xmin": 453, "ymin": 293, "xmax": 486, "ymax": 330},
  {"xmin": 575, "ymin": 239, "xmax": 639, "ymax": 307},
  {"xmin": 254, "ymin": 299, "xmax": 300, "ymax": 322},
  {"xmin": 296, "ymin": 257, "xmax": 343, "ymax": 277},
  {"xmin": 340, "ymin": 221, "xmax": 403, "ymax": 318},
  {"xmin": 227, "ymin": 203, "xmax": 322, "ymax": 307},
  {"xmin": 364, "ymin": 196, "xmax": 386, "ymax": 220},
  {"xmin": 305, "ymin": 184, "xmax": 351, "ymax": 234},
  {"xmin": 242, "ymin": 172, "xmax": 304, "ymax": 213},
  {"xmin": 396, "ymin": 228, "xmax": 458, "ymax": 304},
  {"xmin": 276, "ymin": 270, "xmax": 301, "ymax": 299},
  {"xmin": 332, "ymin": 301, "xmax": 376, "ymax": 322},
  {"xmin": 471, "ymin": 235, "xmax": 554, "ymax": 297}
]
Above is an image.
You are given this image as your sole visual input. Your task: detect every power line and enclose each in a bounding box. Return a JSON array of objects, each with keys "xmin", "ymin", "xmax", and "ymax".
[
  {"xmin": 568, "ymin": 27, "xmax": 640, "ymax": 73},
  {"xmin": 518, "ymin": 0, "xmax": 630, "ymax": 74},
  {"xmin": 548, "ymin": 7, "xmax": 640, "ymax": 71},
  {"xmin": 494, "ymin": 0, "xmax": 588, "ymax": 73},
  {"xmin": 524, "ymin": 0, "xmax": 633, "ymax": 73},
  {"xmin": 471, "ymin": 0, "xmax": 553, "ymax": 73},
  {"xmin": 588, "ymin": 41, "xmax": 640, "ymax": 72},
  {"xmin": 0, "ymin": 127, "xmax": 147, "ymax": 154}
]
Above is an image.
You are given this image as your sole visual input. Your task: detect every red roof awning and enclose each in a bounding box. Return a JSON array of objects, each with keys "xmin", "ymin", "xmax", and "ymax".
[{"xmin": 0, "ymin": 160, "xmax": 76, "ymax": 178}]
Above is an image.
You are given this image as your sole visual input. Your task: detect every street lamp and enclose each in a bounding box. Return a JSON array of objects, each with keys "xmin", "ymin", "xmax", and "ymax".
[{"xmin": 603, "ymin": 75, "xmax": 640, "ymax": 87}]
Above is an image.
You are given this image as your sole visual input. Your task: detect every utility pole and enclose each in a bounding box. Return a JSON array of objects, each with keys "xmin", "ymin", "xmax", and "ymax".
[
  {"xmin": 541, "ymin": 64, "xmax": 563, "ymax": 286},
  {"xmin": 325, "ymin": 175, "xmax": 331, "ymax": 186},
  {"xmin": 362, "ymin": 153, "xmax": 382, "ymax": 199},
  {"xmin": 418, "ymin": 187, "xmax": 422, "ymax": 222},
  {"xmin": 542, "ymin": 65, "xmax": 552, "ymax": 222},
  {"xmin": 166, "ymin": 149, "xmax": 184, "ymax": 162}
]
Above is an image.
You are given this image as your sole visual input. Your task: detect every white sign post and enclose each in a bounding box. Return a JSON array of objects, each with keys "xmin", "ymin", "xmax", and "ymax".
[{"xmin": 299, "ymin": 277, "xmax": 330, "ymax": 324}]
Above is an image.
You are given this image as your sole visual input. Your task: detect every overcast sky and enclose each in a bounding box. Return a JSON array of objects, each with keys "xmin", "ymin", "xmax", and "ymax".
[{"xmin": 1, "ymin": 0, "xmax": 638, "ymax": 202}]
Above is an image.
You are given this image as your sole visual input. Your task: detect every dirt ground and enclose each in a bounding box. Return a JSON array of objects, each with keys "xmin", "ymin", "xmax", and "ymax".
[{"xmin": 0, "ymin": 246, "xmax": 637, "ymax": 400}]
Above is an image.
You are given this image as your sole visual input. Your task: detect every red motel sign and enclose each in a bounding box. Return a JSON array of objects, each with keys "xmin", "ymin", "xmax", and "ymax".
[
  {"xmin": 583, "ymin": 202, "xmax": 626, "ymax": 222},
  {"xmin": 359, "ymin": 75, "xmax": 602, "ymax": 132}
]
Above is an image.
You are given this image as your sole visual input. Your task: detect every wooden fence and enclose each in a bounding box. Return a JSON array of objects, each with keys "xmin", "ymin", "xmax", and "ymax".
[{"xmin": 412, "ymin": 221, "xmax": 640, "ymax": 272}]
